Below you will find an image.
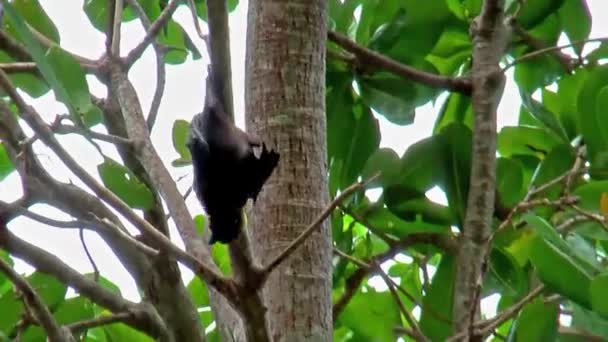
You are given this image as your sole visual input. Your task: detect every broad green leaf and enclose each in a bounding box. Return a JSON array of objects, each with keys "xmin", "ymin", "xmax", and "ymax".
[
  {"xmin": 514, "ymin": 54, "xmax": 563, "ymax": 94},
  {"xmin": 433, "ymin": 92, "xmax": 473, "ymax": 133},
  {"xmin": 0, "ymin": 283, "xmax": 22, "ymax": 334},
  {"xmin": 2, "ymin": 1, "xmax": 89, "ymax": 126},
  {"xmin": 577, "ymin": 65, "xmax": 608, "ymax": 175},
  {"xmin": 525, "ymin": 215, "xmax": 595, "ymax": 307},
  {"xmin": 530, "ymin": 144, "xmax": 575, "ymax": 200},
  {"xmin": 427, "ymin": 28, "xmax": 472, "ymax": 76},
  {"xmin": 11, "ymin": 0, "xmax": 60, "ymax": 43},
  {"xmin": 83, "ymin": 0, "xmax": 138, "ymax": 32},
  {"xmin": 26, "ymin": 272, "xmax": 67, "ymax": 310},
  {"xmin": 103, "ymin": 321, "xmax": 153, "ymax": 342},
  {"xmin": 497, "ymin": 126, "xmax": 561, "ymax": 158},
  {"xmin": 329, "ymin": 0, "xmax": 361, "ymax": 33},
  {"xmin": 516, "ymin": 0, "xmax": 565, "ymax": 28},
  {"xmin": 587, "ymin": 43, "xmax": 608, "ymax": 65},
  {"xmin": 496, "ymin": 157, "xmax": 525, "ymax": 208},
  {"xmin": 568, "ymin": 302, "xmax": 608, "ymax": 339},
  {"xmin": 360, "ymin": 205, "xmax": 449, "ymax": 239},
  {"xmin": 0, "ymin": 144, "xmax": 14, "ymax": 182},
  {"xmin": 45, "ymin": 46, "xmax": 97, "ymax": 126},
  {"xmin": 485, "ymin": 248, "xmax": 528, "ymax": 298},
  {"xmin": 328, "ymin": 99, "xmax": 380, "ymax": 191},
  {"xmin": 211, "ymin": 243, "xmax": 232, "ymax": 276},
  {"xmin": 520, "ymin": 92, "xmax": 569, "ymax": 142},
  {"xmin": 384, "ymin": 185, "xmax": 455, "ymax": 225},
  {"xmin": 573, "ymin": 181, "xmax": 608, "ymax": 212},
  {"xmin": 357, "ymin": 72, "xmax": 416, "ymax": 125},
  {"xmin": 172, "ymin": 119, "xmax": 192, "ymax": 166},
  {"xmin": 558, "ymin": 0, "xmax": 592, "ymax": 53},
  {"xmin": 22, "ymin": 296, "xmax": 95, "ymax": 341},
  {"xmin": 438, "ymin": 123, "xmax": 471, "ymax": 226},
  {"xmin": 396, "ymin": 135, "xmax": 445, "ymax": 192},
  {"xmin": 420, "ymin": 255, "xmax": 455, "ymax": 340},
  {"xmin": 98, "ymin": 158, "xmax": 155, "ymax": 210},
  {"xmin": 511, "ymin": 299, "xmax": 558, "ymax": 341},
  {"xmin": 355, "ymin": 0, "xmax": 403, "ymax": 45},
  {"xmin": 338, "ymin": 290, "xmax": 400, "ymax": 342},
  {"xmin": 361, "ymin": 147, "xmax": 400, "ymax": 187},
  {"xmin": 187, "ymin": 276, "xmax": 209, "ymax": 308}
]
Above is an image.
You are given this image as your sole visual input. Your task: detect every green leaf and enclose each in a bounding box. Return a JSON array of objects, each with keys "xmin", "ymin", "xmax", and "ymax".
[
  {"xmin": 360, "ymin": 205, "xmax": 449, "ymax": 239},
  {"xmin": 45, "ymin": 46, "xmax": 97, "ymax": 125},
  {"xmin": 26, "ymin": 272, "xmax": 67, "ymax": 310},
  {"xmin": 420, "ymin": 255, "xmax": 455, "ymax": 340},
  {"xmin": 514, "ymin": 54, "xmax": 563, "ymax": 94},
  {"xmin": 0, "ymin": 144, "xmax": 14, "ymax": 182},
  {"xmin": 84, "ymin": 0, "xmax": 137, "ymax": 32},
  {"xmin": 530, "ymin": 144, "xmax": 575, "ymax": 199},
  {"xmin": 11, "ymin": 0, "xmax": 60, "ymax": 43},
  {"xmin": 338, "ymin": 290, "xmax": 400, "ymax": 342},
  {"xmin": 329, "ymin": 0, "xmax": 362, "ymax": 33},
  {"xmin": 486, "ymin": 248, "xmax": 528, "ymax": 297},
  {"xmin": 2, "ymin": 1, "xmax": 90, "ymax": 126},
  {"xmin": 396, "ymin": 135, "xmax": 445, "ymax": 192},
  {"xmin": 0, "ymin": 284, "xmax": 22, "ymax": 334},
  {"xmin": 433, "ymin": 92, "xmax": 473, "ymax": 134},
  {"xmin": 558, "ymin": 0, "xmax": 591, "ymax": 53},
  {"xmin": 578, "ymin": 65, "xmax": 608, "ymax": 176},
  {"xmin": 438, "ymin": 123, "xmax": 471, "ymax": 226},
  {"xmin": 568, "ymin": 302, "xmax": 608, "ymax": 339},
  {"xmin": 103, "ymin": 320, "xmax": 153, "ymax": 342},
  {"xmin": 511, "ymin": 298, "xmax": 558, "ymax": 341},
  {"xmin": 22, "ymin": 296, "xmax": 95, "ymax": 341},
  {"xmin": 497, "ymin": 126, "xmax": 562, "ymax": 158},
  {"xmin": 361, "ymin": 147, "xmax": 400, "ymax": 187},
  {"xmin": 186, "ymin": 276, "xmax": 209, "ymax": 308},
  {"xmin": 357, "ymin": 72, "xmax": 416, "ymax": 125},
  {"xmin": 384, "ymin": 185, "xmax": 455, "ymax": 225},
  {"xmin": 172, "ymin": 119, "xmax": 192, "ymax": 164},
  {"xmin": 328, "ymin": 99, "xmax": 380, "ymax": 191},
  {"xmin": 516, "ymin": 0, "xmax": 565, "ymax": 28},
  {"xmin": 211, "ymin": 243, "xmax": 232, "ymax": 276},
  {"xmin": 98, "ymin": 158, "xmax": 155, "ymax": 210},
  {"xmin": 525, "ymin": 215, "xmax": 595, "ymax": 307},
  {"xmin": 496, "ymin": 157, "xmax": 525, "ymax": 208},
  {"xmin": 520, "ymin": 92, "xmax": 569, "ymax": 142}
]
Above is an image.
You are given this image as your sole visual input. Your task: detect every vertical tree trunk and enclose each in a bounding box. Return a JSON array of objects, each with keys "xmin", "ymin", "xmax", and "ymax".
[{"xmin": 245, "ymin": 0, "xmax": 331, "ymax": 341}]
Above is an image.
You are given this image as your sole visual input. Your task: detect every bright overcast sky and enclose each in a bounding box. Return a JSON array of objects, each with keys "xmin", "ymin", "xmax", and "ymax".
[{"xmin": 2, "ymin": 0, "xmax": 607, "ymax": 303}]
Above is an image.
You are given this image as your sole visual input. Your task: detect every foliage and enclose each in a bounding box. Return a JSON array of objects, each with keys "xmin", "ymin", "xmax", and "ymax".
[{"xmin": 0, "ymin": 0, "xmax": 607, "ymax": 341}]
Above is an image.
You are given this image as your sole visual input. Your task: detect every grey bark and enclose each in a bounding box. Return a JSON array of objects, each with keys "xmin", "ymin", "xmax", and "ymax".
[{"xmin": 245, "ymin": 0, "xmax": 332, "ymax": 341}]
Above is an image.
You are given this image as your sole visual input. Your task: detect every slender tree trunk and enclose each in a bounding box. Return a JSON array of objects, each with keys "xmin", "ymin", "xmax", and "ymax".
[{"xmin": 245, "ymin": 0, "xmax": 331, "ymax": 340}]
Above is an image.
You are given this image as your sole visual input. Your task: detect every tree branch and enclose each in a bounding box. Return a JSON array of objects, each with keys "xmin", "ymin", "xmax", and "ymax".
[
  {"xmin": 453, "ymin": 0, "xmax": 507, "ymax": 338},
  {"xmin": 124, "ymin": 0, "xmax": 167, "ymax": 131},
  {"xmin": 0, "ymin": 228, "xmax": 171, "ymax": 340},
  {"xmin": 125, "ymin": 0, "xmax": 181, "ymax": 67},
  {"xmin": 0, "ymin": 257, "xmax": 75, "ymax": 342},
  {"xmin": 259, "ymin": 173, "xmax": 380, "ymax": 280},
  {"xmin": 67, "ymin": 312, "xmax": 133, "ymax": 334},
  {"xmin": 327, "ymin": 31, "xmax": 472, "ymax": 94}
]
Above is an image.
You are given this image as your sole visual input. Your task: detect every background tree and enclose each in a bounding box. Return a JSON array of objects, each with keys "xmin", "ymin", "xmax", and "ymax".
[{"xmin": 1, "ymin": 0, "xmax": 608, "ymax": 342}]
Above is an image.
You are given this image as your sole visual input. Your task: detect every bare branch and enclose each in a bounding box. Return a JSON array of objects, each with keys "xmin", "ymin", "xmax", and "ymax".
[
  {"xmin": 0, "ymin": 68, "xmax": 231, "ymax": 300},
  {"xmin": 0, "ymin": 62, "xmax": 37, "ymax": 73},
  {"xmin": 53, "ymin": 123, "xmax": 133, "ymax": 146},
  {"xmin": 328, "ymin": 31, "xmax": 472, "ymax": 94},
  {"xmin": 260, "ymin": 173, "xmax": 380, "ymax": 279},
  {"xmin": 453, "ymin": 0, "xmax": 507, "ymax": 337},
  {"xmin": 125, "ymin": 0, "xmax": 181, "ymax": 67},
  {"xmin": 0, "ymin": 228, "xmax": 172, "ymax": 340},
  {"xmin": 111, "ymin": 0, "xmax": 124, "ymax": 55},
  {"xmin": 124, "ymin": 0, "xmax": 167, "ymax": 131},
  {"xmin": 0, "ymin": 257, "xmax": 75, "ymax": 342},
  {"xmin": 67, "ymin": 312, "xmax": 133, "ymax": 334}
]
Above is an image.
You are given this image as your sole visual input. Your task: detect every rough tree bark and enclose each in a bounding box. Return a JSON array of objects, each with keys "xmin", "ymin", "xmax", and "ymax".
[{"xmin": 245, "ymin": 0, "xmax": 332, "ymax": 341}]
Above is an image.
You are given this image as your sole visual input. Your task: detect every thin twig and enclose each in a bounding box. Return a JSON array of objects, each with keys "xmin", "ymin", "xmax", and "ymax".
[
  {"xmin": 504, "ymin": 37, "xmax": 608, "ymax": 71},
  {"xmin": 67, "ymin": 312, "xmax": 133, "ymax": 334},
  {"xmin": 260, "ymin": 173, "xmax": 380, "ymax": 279},
  {"xmin": 375, "ymin": 261, "xmax": 428, "ymax": 342},
  {"xmin": 53, "ymin": 123, "xmax": 133, "ymax": 146},
  {"xmin": 0, "ymin": 258, "xmax": 74, "ymax": 342},
  {"xmin": 79, "ymin": 228, "xmax": 100, "ymax": 282},
  {"xmin": 474, "ymin": 285, "xmax": 545, "ymax": 338},
  {"xmin": 111, "ymin": 0, "xmax": 124, "ymax": 55},
  {"xmin": 126, "ymin": 0, "xmax": 181, "ymax": 66},
  {"xmin": 124, "ymin": 0, "xmax": 167, "ymax": 131},
  {"xmin": 328, "ymin": 31, "xmax": 472, "ymax": 94},
  {"xmin": 0, "ymin": 62, "xmax": 37, "ymax": 73}
]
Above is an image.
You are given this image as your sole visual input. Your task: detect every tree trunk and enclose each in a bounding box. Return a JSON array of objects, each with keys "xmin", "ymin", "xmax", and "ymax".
[{"xmin": 245, "ymin": 0, "xmax": 331, "ymax": 341}]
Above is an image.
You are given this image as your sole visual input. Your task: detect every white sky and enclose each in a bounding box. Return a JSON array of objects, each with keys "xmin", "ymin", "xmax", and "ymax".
[{"xmin": 2, "ymin": 0, "xmax": 607, "ymax": 311}]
